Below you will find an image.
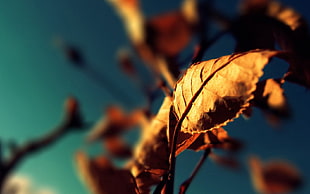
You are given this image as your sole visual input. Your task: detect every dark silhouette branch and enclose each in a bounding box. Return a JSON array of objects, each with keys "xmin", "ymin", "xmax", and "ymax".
[
  {"xmin": 57, "ymin": 40, "xmax": 136, "ymax": 106},
  {"xmin": 179, "ymin": 149, "xmax": 210, "ymax": 194},
  {"xmin": 0, "ymin": 97, "xmax": 84, "ymax": 193}
]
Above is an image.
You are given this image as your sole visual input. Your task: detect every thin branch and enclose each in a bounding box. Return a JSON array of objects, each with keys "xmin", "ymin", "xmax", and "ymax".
[
  {"xmin": 82, "ymin": 65, "xmax": 136, "ymax": 105},
  {"xmin": 191, "ymin": 30, "xmax": 228, "ymax": 64},
  {"xmin": 0, "ymin": 98, "xmax": 84, "ymax": 193},
  {"xmin": 0, "ymin": 140, "xmax": 3, "ymax": 165},
  {"xmin": 58, "ymin": 41, "xmax": 135, "ymax": 106},
  {"xmin": 179, "ymin": 149, "xmax": 211, "ymax": 194}
]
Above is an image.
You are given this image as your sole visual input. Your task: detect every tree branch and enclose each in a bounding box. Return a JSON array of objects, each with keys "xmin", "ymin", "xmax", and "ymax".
[
  {"xmin": 179, "ymin": 149, "xmax": 210, "ymax": 194},
  {"xmin": 0, "ymin": 97, "xmax": 84, "ymax": 193}
]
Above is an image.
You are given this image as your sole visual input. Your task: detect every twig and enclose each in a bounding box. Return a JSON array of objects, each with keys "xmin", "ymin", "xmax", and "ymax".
[
  {"xmin": 0, "ymin": 98, "xmax": 84, "ymax": 193},
  {"xmin": 191, "ymin": 30, "xmax": 228, "ymax": 64},
  {"xmin": 82, "ymin": 65, "xmax": 135, "ymax": 105},
  {"xmin": 0, "ymin": 140, "xmax": 2, "ymax": 165},
  {"xmin": 179, "ymin": 149, "xmax": 211, "ymax": 194}
]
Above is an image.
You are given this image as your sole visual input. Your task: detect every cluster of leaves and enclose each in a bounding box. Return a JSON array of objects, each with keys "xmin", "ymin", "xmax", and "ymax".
[{"xmin": 74, "ymin": 0, "xmax": 309, "ymax": 194}]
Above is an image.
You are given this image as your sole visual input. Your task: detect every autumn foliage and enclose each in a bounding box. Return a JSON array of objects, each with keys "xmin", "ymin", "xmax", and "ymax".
[
  {"xmin": 1, "ymin": 0, "xmax": 309, "ymax": 194},
  {"xmin": 72, "ymin": 0, "xmax": 310, "ymax": 193}
]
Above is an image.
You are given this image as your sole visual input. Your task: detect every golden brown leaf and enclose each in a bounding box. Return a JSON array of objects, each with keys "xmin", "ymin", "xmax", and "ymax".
[
  {"xmin": 185, "ymin": 128, "xmax": 228, "ymax": 152},
  {"xmin": 186, "ymin": 128, "xmax": 242, "ymax": 152},
  {"xmin": 167, "ymin": 106, "xmax": 201, "ymax": 155},
  {"xmin": 267, "ymin": 1, "xmax": 304, "ymax": 31},
  {"xmin": 181, "ymin": 0, "xmax": 199, "ymax": 24},
  {"xmin": 127, "ymin": 97, "xmax": 171, "ymax": 193},
  {"xmin": 175, "ymin": 132, "xmax": 201, "ymax": 155},
  {"xmin": 104, "ymin": 136, "xmax": 132, "ymax": 158},
  {"xmin": 108, "ymin": 0, "xmax": 198, "ymax": 88},
  {"xmin": 124, "ymin": 97, "xmax": 172, "ymax": 194},
  {"xmin": 145, "ymin": 11, "xmax": 194, "ymax": 58},
  {"xmin": 87, "ymin": 106, "xmax": 143, "ymax": 141},
  {"xmin": 107, "ymin": 0, "xmax": 144, "ymax": 44},
  {"xmin": 248, "ymin": 155, "xmax": 302, "ymax": 194},
  {"xmin": 209, "ymin": 152, "xmax": 240, "ymax": 169},
  {"xmin": 127, "ymin": 162, "xmax": 161, "ymax": 194},
  {"xmin": 133, "ymin": 97, "xmax": 170, "ymax": 171},
  {"xmin": 252, "ymin": 79, "xmax": 290, "ymax": 125},
  {"xmin": 75, "ymin": 152, "xmax": 139, "ymax": 194},
  {"xmin": 173, "ymin": 50, "xmax": 279, "ymax": 133}
]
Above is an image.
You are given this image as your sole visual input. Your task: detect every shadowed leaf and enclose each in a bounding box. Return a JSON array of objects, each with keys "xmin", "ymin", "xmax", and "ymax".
[
  {"xmin": 104, "ymin": 136, "xmax": 132, "ymax": 159},
  {"xmin": 129, "ymin": 97, "xmax": 171, "ymax": 193},
  {"xmin": 145, "ymin": 10, "xmax": 194, "ymax": 58},
  {"xmin": 267, "ymin": 1, "xmax": 310, "ymax": 88},
  {"xmin": 87, "ymin": 106, "xmax": 143, "ymax": 141},
  {"xmin": 248, "ymin": 155, "xmax": 302, "ymax": 194},
  {"xmin": 239, "ymin": 0, "xmax": 310, "ymax": 88},
  {"xmin": 75, "ymin": 152, "xmax": 139, "ymax": 194},
  {"xmin": 186, "ymin": 127, "xmax": 242, "ymax": 152},
  {"xmin": 252, "ymin": 79, "xmax": 290, "ymax": 125},
  {"xmin": 133, "ymin": 97, "xmax": 170, "ymax": 171},
  {"xmin": 210, "ymin": 152, "xmax": 240, "ymax": 169}
]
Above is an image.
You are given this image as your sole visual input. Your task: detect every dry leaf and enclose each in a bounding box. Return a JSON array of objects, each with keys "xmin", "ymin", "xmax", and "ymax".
[
  {"xmin": 185, "ymin": 128, "xmax": 228, "ymax": 152},
  {"xmin": 185, "ymin": 133, "xmax": 208, "ymax": 152},
  {"xmin": 75, "ymin": 152, "xmax": 139, "ymax": 194},
  {"xmin": 267, "ymin": 1, "xmax": 304, "ymax": 32},
  {"xmin": 129, "ymin": 97, "xmax": 171, "ymax": 193},
  {"xmin": 248, "ymin": 155, "xmax": 302, "ymax": 194},
  {"xmin": 87, "ymin": 106, "xmax": 143, "ymax": 141},
  {"xmin": 145, "ymin": 11, "xmax": 194, "ymax": 58},
  {"xmin": 209, "ymin": 152, "xmax": 240, "ymax": 169},
  {"xmin": 252, "ymin": 79, "xmax": 290, "ymax": 124},
  {"xmin": 266, "ymin": 1, "xmax": 310, "ymax": 88},
  {"xmin": 107, "ymin": 0, "xmax": 144, "ymax": 44},
  {"xmin": 167, "ymin": 106, "xmax": 201, "ymax": 155},
  {"xmin": 233, "ymin": 0, "xmax": 294, "ymax": 52},
  {"xmin": 104, "ymin": 136, "xmax": 132, "ymax": 158},
  {"xmin": 186, "ymin": 128, "xmax": 242, "ymax": 152},
  {"xmin": 239, "ymin": 0, "xmax": 310, "ymax": 88},
  {"xmin": 128, "ymin": 162, "xmax": 163, "ymax": 194},
  {"xmin": 181, "ymin": 0, "xmax": 199, "ymax": 24},
  {"xmin": 108, "ymin": 0, "xmax": 197, "ymax": 88},
  {"xmin": 133, "ymin": 97, "xmax": 170, "ymax": 171},
  {"xmin": 173, "ymin": 50, "xmax": 279, "ymax": 133}
]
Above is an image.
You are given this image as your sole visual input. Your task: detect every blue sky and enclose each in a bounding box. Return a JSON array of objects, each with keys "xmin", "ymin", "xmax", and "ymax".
[{"xmin": 1, "ymin": 0, "xmax": 310, "ymax": 193}]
